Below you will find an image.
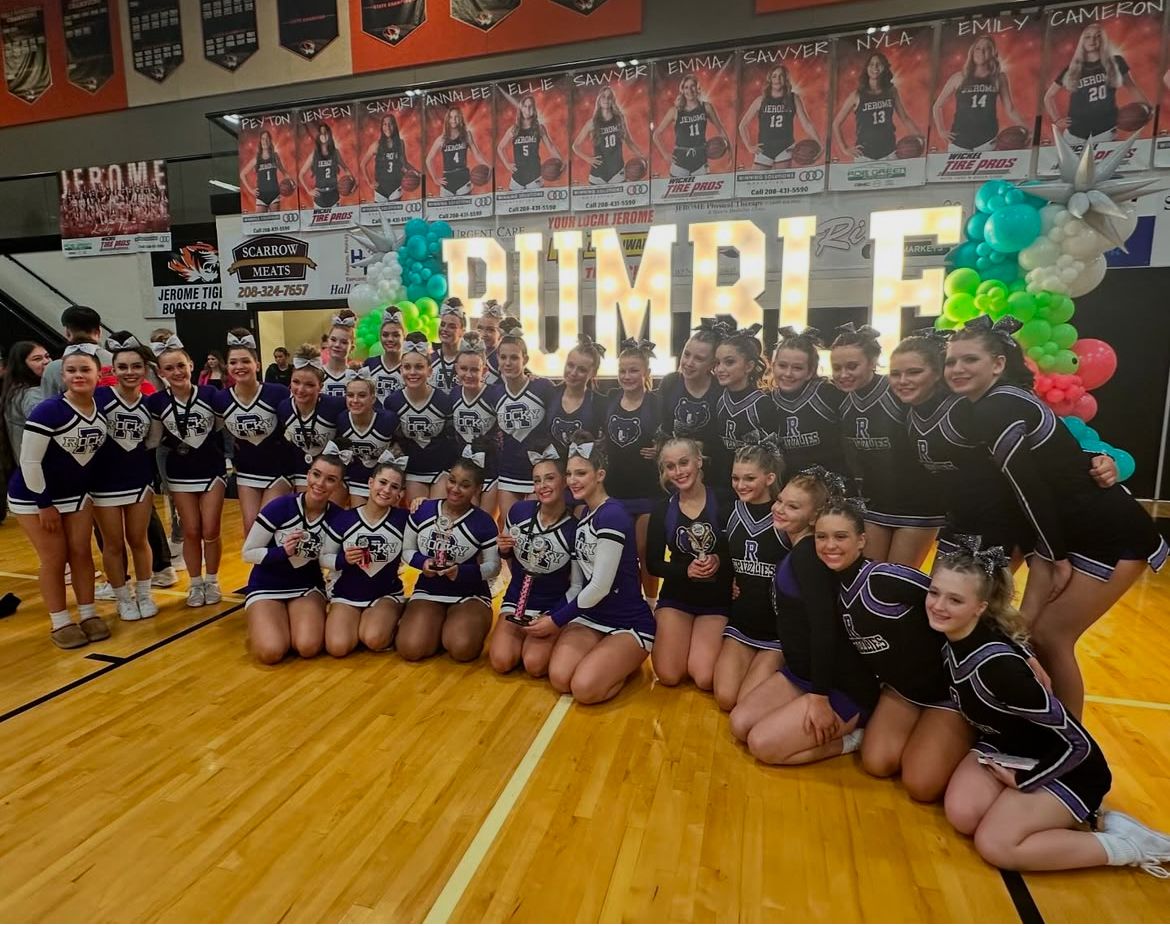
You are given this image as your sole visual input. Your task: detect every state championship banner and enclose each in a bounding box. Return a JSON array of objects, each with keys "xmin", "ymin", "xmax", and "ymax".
[
  {"xmin": 298, "ymin": 102, "xmax": 361, "ymax": 231},
  {"xmin": 424, "ymin": 82, "xmax": 495, "ymax": 221},
  {"xmin": 650, "ymin": 52, "xmax": 737, "ymax": 204},
  {"xmin": 149, "ymin": 223, "xmax": 221, "ymax": 318},
  {"xmin": 494, "ymin": 74, "xmax": 572, "ymax": 217},
  {"xmin": 58, "ymin": 159, "xmax": 171, "ymax": 257},
  {"xmin": 239, "ymin": 110, "xmax": 302, "ymax": 237},
  {"xmin": 569, "ymin": 62, "xmax": 651, "ymax": 211},
  {"xmin": 828, "ymin": 25, "xmax": 935, "ymax": 191},
  {"xmin": 928, "ymin": 12, "xmax": 1045, "ymax": 182},
  {"xmin": 1041, "ymin": 1, "xmax": 1162, "ymax": 174},
  {"xmin": 358, "ymin": 94, "xmax": 424, "ymax": 225},
  {"xmin": 735, "ymin": 38, "xmax": 830, "ymax": 199}
]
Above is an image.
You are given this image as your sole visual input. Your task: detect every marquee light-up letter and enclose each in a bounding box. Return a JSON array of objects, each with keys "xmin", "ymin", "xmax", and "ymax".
[
  {"xmin": 776, "ymin": 216, "xmax": 817, "ymax": 330},
  {"xmin": 441, "ymin": 236, "xmax": 509, "ymax": 316},
  {"xmin": 689, "ymin": 221, "xmax": 767, "ymax": 332},
  {"xmin": 868, "ymin": 206, "xmax": 962, "ymax": 360},
  {"xmin": 593, "ymin": 225, "xmax": 676, "ymax": 377}
]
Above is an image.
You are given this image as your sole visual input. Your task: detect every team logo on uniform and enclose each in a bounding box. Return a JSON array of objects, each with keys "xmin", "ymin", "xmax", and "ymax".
[
  {"xmin": 288, "ymin": 424, "xmax": 328, "ymax": 452},
  {"xmin": 501, "ymin": 401, "xmax": 539, "ymax": 439},
  {"xmin": 354, "ymin": 532, "xmax": 400, "ymax": 573},
  {"xmin": 851, "ymin": 417, "xmax": 890, "ymax": 451},
  {"xmin": 232, "ymin": 412, "xmax": 270, "ymax": 440},
  {"xmin": 456, "ymin": 408, "xmax": 488, "ymax": 440},
  {"xmin": 916, "ymin": 438, "xmax": 957, "ymax": 472},
  {"xmin": 842, "ymin": 612, "xmax": 889, "ymax": 655},
  {"xmin": 733, "ymin": 538, "xmax": 774, "ymax": 577},
  {"xmin": 781, "ymin": 415, "xmax": 819, "ymax": 449},
  {"xmin": 404, "ymin": 415, "xmax": 434, "ymax": 444},
  {"xmin": 349, "ymin": 439, "xmax": 379, "ymax": 465},
  {"xmin": 112, "ymin": 412, "xmax": 147, "ymax": 443},
  {"xmin": 551, "ymin": 418, "xmax": 581, "ymax": 449},
  {"xmin": 513, "ymin": 528, "xmax": 561, "ymax": 573},
  {"xmin": 428, "ymin": 526, "xmax": 467, "ymax": 562},
  {"xmin": 609, "ymin": 415, "xmax": 641, "ymax": 447},
  {"xmin": 60, "ymin": 426, "xmax": 105, "ymax": 457},
  {"xmin": 674, "ymin": 398, "xmax": 709, "ymax": 431}
]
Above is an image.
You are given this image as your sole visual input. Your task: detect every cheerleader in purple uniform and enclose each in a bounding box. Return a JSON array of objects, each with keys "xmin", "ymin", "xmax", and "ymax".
[
  {"xmin": 336, "ymin": 369, "xmax": 399, "ymax": 503},
  {"xmin": 362, "ymin": 309, "xmax": 406, "ymax": 404},
  {"xmin": 321, "ymin": 311, "xmax": 358, "ymax": 400},
  {"xmin": 320, "ymin": 454, "xmax": 409, "ymax": 657},
  {"xmin": 147, "ymin": 336, "xmax": 226, "ymax": 608},
  {"xmin": 243, "ymin": 449, "xmax": 345, "ymax": 663},
  {"xmin": 646, "ymin": 435, "xmax": 730, "ymax": 691},
  {"xmin": 430, "ymin": 298, "xmax": 467, "ymax": 392},
  {"xmin": 214, "ymin": 329, "xmax": 292, "ymax": 536},
  {"xmin": 489, "ymin": 446, "xmax": 581, "ymax": 677},
  {"xmin": 8, "ymin": 344, "xmax": 109, "ymax": 648},
  {"xmin": 547, "ymin": 335, "xmax": 605, "ymax": 458},
  {"xmin": 92, "ymin": 333, "xmax": 159, "ymax": 623},
  {"xmin": 659, "ymin": 317, "xmax": 729, "ymax": 490},
  {"xmin": 494, "ymin": 332, "xmax": 553, "ymax": 525},
  {"xmin": 475, "ymin": 299, "xmax": 505, "ymax": 383},
  {"xmin": 386, "ymin": 332, "xmax": 458, "ymax": 505},
  {"xmin": 770, "ymin": 326, "xmax": 849, "ymax": 480},
  {"xmin": 279, "ymin": 344, "xmax": 347, "ymax": 492},
  {"xmin": 450, "ymin": 333, "xmax": 500, "ymax": 513},
  {"xmin": 713, "ymin": 325, "xmax": 779, "ymax": 460},
  {"xmin": 398, "ymin": 451, "xmax": 500, "ymax": 662}
]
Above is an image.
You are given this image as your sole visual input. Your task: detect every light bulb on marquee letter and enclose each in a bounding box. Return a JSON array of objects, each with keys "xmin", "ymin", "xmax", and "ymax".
[
  {"xmin": 593, "ymin": 225, "xmax": 676, "ymax": 377},
  {"xmin": 441, "ymin": 236, "xmax": 509, "ymax": 316},
  {"xmin": 776, "ymin": 216, "xmax": 816, "ymax": 331},
  {"xmin": 868, "ymin": 206, "xmax": 961, "ymax": 360},
  {"xmin": 689, "ymin": 221, "xmax": 766, "ymax": 333}
]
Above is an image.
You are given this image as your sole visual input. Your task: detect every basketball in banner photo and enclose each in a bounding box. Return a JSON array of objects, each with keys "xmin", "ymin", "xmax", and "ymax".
[{"xmin": 494, "ymin": 74, "xmax": 572, "ymax": 216}]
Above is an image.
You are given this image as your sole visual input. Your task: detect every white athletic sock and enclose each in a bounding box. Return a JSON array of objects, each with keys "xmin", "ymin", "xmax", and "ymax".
[
  {"xmin": 1096, "ymin": 831, "xmax": 1145, "ymax": 867},
  {"xmin": 135, "ymin": 579, "xmax": 152, "ymax": 599},
  {"xmin": 78, "ymin": 603, "xmax": 97, "ymax": 620},
  {"xmin": 114, "ymin": 584, "xmax": 133, "ymax": 602},
  {"xmin": 49, "ymin": 610, "xmax": 72, "ymax": 630},
  {"xmin": 841, "ymin": 729, "xmax": 864, "ymax": 754},
  {"xmin": 205, "ymin": 573, "xmax": 219, "ymax": 586},
  {"xmin": 189, "ymin": 574, "xmax": 204, "ymax": 586}
]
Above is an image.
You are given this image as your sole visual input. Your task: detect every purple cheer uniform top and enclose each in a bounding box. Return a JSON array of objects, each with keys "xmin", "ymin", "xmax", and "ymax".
[
  {"xmin": 501, "ymin": 500, "xmax": 580, "ymax": 620},
  {"xmin": 279, "ymin": 395, "xmax": 346, "ymax": 488},
  {"xmin": 551, "ymin": 497, "xmax": 655, "ymax": 647},
  {"xmin": 321, "ymin": 505, "xmax": 409, "ymax": 608},
  {"xmin": 146, "ymin": 385, "xmax": 225, "ymax": 493},
  {"xmin": 91, "ymin": 385, "xmax": 153, "ymax": 507},
  {"xmin": 451, "ymin": 383, "xmax": 501, "ymax": 488},
  {"xmin": 7, "ymin": 394, "xmax": 107, "ymax": 515},
  {"xmin": 335, "ymin": 408, "xmax": 399, "ymax": 497},
  {"xmin": 495, "ymin": 376, "xmax": 552, "ymax": 494},
  {"xmin": 428, "ymin": 346, "xmax": 460, "ymax": 393},
  {"xmin": 386, "ymin": 386, "xmax": 457, "ymax": 483},
  {"xmin": 404, "ymin": 499, "xmax": 500, "ymax": 604},
  {"xmin": 242, "ymin": 492, "xmax": 333, "ymax": 607},
  {"xmin": 362, "ymin": 355, "xmax": 406, "ymax": 404},
  {"xmin": 213, "ymin": 382, "xmax": 292, "ymax": 490},
  {"xmin": 320, "ymin": 366, "xmax": 351, "ymax": 401}
]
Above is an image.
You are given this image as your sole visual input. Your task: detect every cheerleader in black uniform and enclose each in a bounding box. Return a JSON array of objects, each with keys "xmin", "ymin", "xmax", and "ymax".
[
  {"xmin": 548, "ymin": 335, "xmax": 605, "ymax": 458},
  {"xmin": 322, "ymin": 311, "xmax": 358, "ymax": 400},
  {"xmin": 336, "ymin": 369, "xmax": 398, "ymax": 504},
  {"xmin": 771, "ymin": 326, "xmax": 848, "ymax": 479},
  {"xmin": 659, "ymin": 317, "xmax": 728, "ymax": 491},
  {"xmin": 426, "ymin": 106, "xmax": 488, "ymax": 197},
  {"xmin": 713, "ymin": 325, "xmax": 779, "ymax": 466},
  {"xmin": 832, "ymin": 52, "xmax": 924, "ymax": 162},
  {"xmin": 711, "ymin": 443, "xmax": 784, "ymax": 711},
  {"xmin": 931, "ymin": 545, "xmax": 1170, "ymax": 876},
  {"xmin": 240, "ymin": 130, "xmax": 292, "ymax": 212},
  {"xmin": 450, "ymin": 333, "xmax": 499, "ymax": 513},
  {"xmin": 647, "ymin": 435, "xmax": 731, "ymax": 690},
  {"xmin": 279, "ymin": 345, "xmax": 347, "ymax": 492},
  {"xmin": 321, "ymin": 456, "xmax": 409, "ymax": 657},
  {"xmin": 652, "ymin": 74, "xmax": 730, "ymax": 178},
  {"xmin": 497, "ymin": 91, "xmax": 563, "ymax": 190},
  {"xmin": 831, "ymin": 323, "xmax": 943, "ymax": 567},
  {"xmin": 431, "ymin": 299, "xmax": 466, "ymax": 393},
  {"xmin": 814, "ymin": 500, "xmax": 973, "ymax": 802},
  {"xmin": 604, "ymin": 339, "xmax": 664, "ymax": 603},
  {"xmin": 362, "ymin": 309, "xmax": 406, "ymax": 403},
  {"xmin": 243, "ymin": 450, "xmax": 344, "ymax": 663},
  {"xmin": 945, "ymin": 319, "xmax": 1165, "ymax": 718}
]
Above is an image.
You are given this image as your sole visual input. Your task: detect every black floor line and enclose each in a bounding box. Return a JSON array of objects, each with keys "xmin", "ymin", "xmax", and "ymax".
[
  {"xmin": 1000, "ymin": 869, "xmax": 1044, "ymax": 923},
  {"xmin": 84, "ymin": 653, "xmax": 125, "ymax": 664},
  {"xmin": 0, "ymin": 603, "xmax": 243, "ymax": 725}
]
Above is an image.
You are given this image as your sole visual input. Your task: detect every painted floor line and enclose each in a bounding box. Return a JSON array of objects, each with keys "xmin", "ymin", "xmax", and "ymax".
[
  {"xmin": 1085, "ymin": 693, "xmax": 1170, "ymax": 712},
  {"xmin": 423, "ymin": 693, "xmax": 573, "ymax": 925}
]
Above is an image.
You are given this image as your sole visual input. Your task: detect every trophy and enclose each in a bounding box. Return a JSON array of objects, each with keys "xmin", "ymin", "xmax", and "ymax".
[
  {"xmin": 686, "ymin": 522, "xmax": 716, "ymax": 564},
  {"xmin": 433, "ymin": 514, "xmax": 453, "ymax": 568},
  {"xmin": 507, "ymin": 534, "xmax": 551, "ymax": 625}
]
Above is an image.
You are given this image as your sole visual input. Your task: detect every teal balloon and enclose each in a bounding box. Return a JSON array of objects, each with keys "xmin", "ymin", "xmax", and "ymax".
[
  {"xmin": 975, "ymin": 180, "xmax": 1010, "ymax": 212},
  {"xmin": 428, "ymin": 240, "xmax": 441, "ymax": 256},
  {"xmin": 407, "ymin": 282, "xmax": 427, "ymax": 302},
  {"xmin": 966, "ymin": 212, "xmax": 989, "ymax": 241},
  {"xmin": 407, "ymin": 235, "xmax": 429, "ymax": 261},
  {"xmin": 982, "ymin": 261, "xmax": 1020, "ymax": 284},
  {"xmin": 426, "ymin": 231, "xmax": 438, "ymax": 242},
  {"xmin": 404, "ymin": 218, "xmax": 429, "ymax": 238},
  {"xmin": 1112, "ymin": 448, "xmax": 1136, "ymax": 482},
  {"xmin": 1083, "ymin": 427, "xmax": 1100, "ymax": 443},
  {"xmin": 426, "ymin": 273, "xmax": 448, "ymax": 299},
  {"xmin": 985, "ymin": 204, "xmax": 1041, "ymax": 254},
  {"xmin": 946, "ymin": 241, "xmax": 980, "ymax": 270},
  {"xmin": 408, "ymin": 271, "xmax": 421, "ymax": 285},
  {"xmin": 976, "ymin": 257, "xmax": 992, "ymax": 271},
  {"xmin": 987, "ymin": 194, "xmax": 1007, "ymax": 213},
  {"xmin": 1062, "ymin": 416, "xmax": 1089, "ymax": 441},
  {"xmin": 1004, "ymin": 188, "xmax": 1024, "ymax": 205},
  {"xmin": 1081, "ymin": 438, "xmax": 1110, "ymax": 455},
  {"xmin": 430, "ymin": 221, "xmax": 453, "ymax": 239},
  {"xmin": 420, "ymin": 267, "xmax": 432, "ymax": 280},
  {"xmin": 976, "ymin": 242, "xmax": 992, "ymax": 256}
]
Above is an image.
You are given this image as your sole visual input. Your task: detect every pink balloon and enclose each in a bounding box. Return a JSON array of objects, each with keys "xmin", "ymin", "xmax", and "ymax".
[
  {"xmin": 1072, "ymin": 393, "xmax": 1098, "ymax": 422},
  {"xmin": 1047, "ymin": 389, "xmax": 1066, "ymax": 404},
  {"xmin": 1051, "ymin": 398, "xmax": 1077, "ymax": 416},
  {"xmin": 1073, "ymin": 339, "xmax": 1117, "ymax": 390}
]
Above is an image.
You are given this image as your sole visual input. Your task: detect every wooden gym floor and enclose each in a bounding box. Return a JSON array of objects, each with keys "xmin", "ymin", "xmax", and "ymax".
[{"xmin": 0, "ymin": 500, "xmax": 1167, "ymax": 923}]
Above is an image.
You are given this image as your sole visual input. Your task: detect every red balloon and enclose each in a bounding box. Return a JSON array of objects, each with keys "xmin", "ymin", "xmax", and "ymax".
[
  {"xmin": 1051, "ymin": 398, "xmax": 1077, "ymax": 416},
  {"xmin": 1072, "ymin": 393, "xmax": 1098, "ymax": 422},
  {"xmin": 1073, "ymin": 339, "xmax": 1117, "ymax": 390},
  {"xmin": 1047, "ymin": 389, "xmax": 1066, "ymax": 404}
]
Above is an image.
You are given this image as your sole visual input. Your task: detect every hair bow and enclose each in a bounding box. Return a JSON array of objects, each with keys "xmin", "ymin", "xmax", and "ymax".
[
  {"xmin": 461, "ymin": 444, "xmax": 486, "ymax": 467},
  {"xmin": 319, "ymin": 440, "xmax": 354, "ymax": 465},
  {"xmin": 63, "ymin": 343, "xmax": 100, "ymax": 359},
  {"xmin": 226, "ymin": 333, "xmax": 257, "ymax": 349},
  {"xmin": 344, "ymin": 368, "xmax": 378, "ymax": 384},
  {"xmin": 836, "ymin": 322, "xmax": 881, "ymax": 340},
  {"xmin": 964, "ymin": 314, "xmax": 1023, "ymax": 342},
  {"xmin": 378, "ymin": 449, "xmax": 409, "ymax": 469},
  {"xmin": 799, "ymin": 464, "xmax": 847, "ymax": 499},
  {"xmin": 777, "ymin": 325, "xmax": 823, "ymax": 345},
  {"xmin": 402, "ymin": 339, "xmax": 430, "ymax": 355},
  {"xmin": 331, "ymin": 314, "xmax": 357, "ymax": 329},
  {"xmin": 528, "ymin": 444, "xmax": 560, "ymax": 465},
  {"xmin": 568, "ymin": 440, "xmax": 595, "ymax": 461},
  {"xmin": 382, "ymin": 310, "xmax": 404, "ymax": 327},
  {"xmin": 694, "ymin": 315, "xmax": 735, "ymax": 337},
  {"xmin": 734, "ymin": 323, "xmax": 763, "ymax": 340},
  {"xmin": 620, "ymin": 337, "xmax": 656, "ymax": 357},
  {"xmin": 911, "ymin": 326, "xmax": 953, "ymax": 343},
  {"xmin": 576, "ymin": 333, "xmax": 607, "ymax": 358},
  {"xmin": 292, "ymin": 356, "xmax": 324, "ymax": 370},
  {"xmin": 480, "ymin": 299, "xmax": 505, "ymax": 319},
  {"xmin": 458, "ymin": 333, "xmax": 486, "ymax": 354},
  {"xmin": 150, "ymin": 335, "xmax": 184, "ymax": 356},
  {"xmin": 440, "ymin": 299, "xmax": 466, "ymax": 319},
  {"xmin": 106, "ymin": 335, "xmax": 141, "ymax": 352},
  {"xmin": 949, "ymin": 533, "xmax": 1010, "ymax": 574}
]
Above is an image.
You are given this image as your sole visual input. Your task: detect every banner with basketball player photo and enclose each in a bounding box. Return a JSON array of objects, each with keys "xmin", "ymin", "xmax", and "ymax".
[
  {"xmin": 569, "ymin": 62, "xmax": 651, "ymax": 212},
  {"xmin": 1041, "ymin": 2, "xmax": 1160, "ymax": 174},
  {"xmin": 828, "ymin": 26, "xmax": 934, "ymax": 191},
  {"xmin": 358, "ymin": 94, "xmax": 424, "ymax": 225},
  {"xmin": 494, "ymin": 75, "xmax": 571, "ymax": 216},
  {"xmin": 735, "ymin": 38, "xmax": 831, "ymax": 199},
  {"xmin": 649, "ymin": 52, "xmax": 737, "ymax": 204},
  {"xmin": 297, "ymin": 103, "xmax": 361, "ymax": 231},
  {"xmin": 239, "ymin": 110, "xmax": 301, "ymax": 237},
  {"xmin": 58, "ymin": 159, "xmax": 171, "ymax": 257},
  {"xmin": 424, "ymin": 82, "xmax": 495, "ymax": 222},
  {"xmin": 928, "ymin": 12, "xmax": 1045, "ymax": 183}
]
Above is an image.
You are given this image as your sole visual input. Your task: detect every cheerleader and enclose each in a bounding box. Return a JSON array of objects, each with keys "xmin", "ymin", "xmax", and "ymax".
[
  {"xmin": 525, "ymin": 434, "xmax": 656, "ymax": 704},
  {"xmin": 91, "ymin": 333, "xmax": 159, "ymax": 622},
  {"xmin": 387, "ymin": 332, "xmax": 457, "ymax": 504},
  {"xmin": 214, "ymin": 329, "xmax": 292, "ymax": 535},
  {"xmin": 713, "ymin": 325, "xmax": 778, "ymax": 458},
  {"xmin": 658, "ymin": 316, "xmax": 729, "ymax": 490},
  {"xmin": 475, "ymin": 299, "xmax": 505, "ymax": 382},
  {"xmin": 8, "ymin": 344, "xmax": 109, "ymax": 648},
  {"xmin": 321, "ymin": 454, "xmax": 409, "ymax": 657},
  {"xmin": 646, "ymin": 435, "xmax": 730, "ymax": 690},
  {"xmin": 548, "ymin": 334, "xmax": 605, "ymax": 457},
  {"xmin": 243, "ymin": 449, "xmax": 343, "ymax": 663},
  {"xmin": 770, "ymin": 326, "xmax": 848, "ymax": 479},
  {"xmin": 488, "ymin": 446, "xmax": 580, "ymax": 677},
  {"xmin": 931, "ymin": 544, "xmax": 1170, "ymax": 876},
  {"xmin": 814, "ymin": 499, "xmax": 972, "ymax": 802},
  {"xmin": 322, "ymin": 311, "xmax": 358, "ymax": 399},
  {"xmin": 712, "ymin": 443, "xmax": 786, "ymax": 711},
  {"xmin": 430, "ymin": 298, "xmax": 467, "ymax": 392},
  {"xmin": 945, "ymin": 318, "xmax": 1166, "ymax": 717},
  {"xmin": 279, "ymin": 344, "xmax": 347, "ymax": 491},
  {"xmin": 831, "ymin": 323, "xmax": 943, "ymax": 567},
  {"xmin": 450, "ymin": 333, "xmax": 499, "ymax": 512},
  {"xmin": 147, "ymin": 336, "xmax": 226, "ymax": 607},
  {"xmin": 495, "ymin": 332, "xmax": 553, "ymax": 525},
  {"xmin": 398, "ymin": 450, "xmax": 500, "ymax": 662},
  {"xmin": 362, "ymin": 309, "xmax": 406, "ymax": 403},
  {"xmin": 336, "ymin": 368, "xmax": 398, "ymax": 502}
]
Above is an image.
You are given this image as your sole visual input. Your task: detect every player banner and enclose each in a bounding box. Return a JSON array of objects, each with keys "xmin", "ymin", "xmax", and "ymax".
[
  {"xmin": 735, "ymin": 38, "xmax": 830, "ymax": 199},
  {"xmin": 1042, "ymin": 1, "xmax": 1161, "ymax": 173},
  {"xmin": 358, "ymin": 94, "xmax": 424, "ymax": 225},
  {"xmin": 650, "ymin": 51, "xmax": 737, "ymax": 204},
  {"xmin": 569, "ymin": 62, "xmax": 651, "ymax": 211},
  {"xmin": 424, "ymin": 82, "xmax": 495, "ymax": 222},
  {"xmin": 494, "ymin": 75, "xmax": 571, "ymax": 216},
  {"xmin": 297, "ymin": 103, "xmax": 361, "ymax": 231},
  {"xmin": 828, "ymin": 25, "xmax": 934, "ymax": 191},
  {"xmin": 928, "ymin": 13, "xmax": 1045, "ymax": 182},
  {"xmin": 58, "ymin": 159, "xmax": 171, "ymax": 258},
  {"xmin": 239, "ymin": 110, "xmax": 301, "ymax": 237}
]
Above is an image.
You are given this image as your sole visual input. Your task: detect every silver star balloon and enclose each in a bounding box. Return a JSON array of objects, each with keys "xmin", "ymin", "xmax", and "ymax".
[
  {"xmin": 1022, "ymin": 132, "xmax": 1169, "ymax": 251},
  {"xmin": 350, "ymin": 214, "xmax": 402, "ymax": 268}
]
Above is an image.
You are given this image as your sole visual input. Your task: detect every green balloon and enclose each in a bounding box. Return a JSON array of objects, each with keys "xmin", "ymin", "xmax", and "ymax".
[
  {"xmin": 944, "ymin": 293, "xmax": 979, "ymax": 322},
  {"xmin": 1037, "ymin": 354, "xmax": 1057, "ymax": 371},
  {"xmin": 1051, "ymin": 323, "xmax": 1078, "ymax": 350},
  {"xmin": 1005, "ymin": 291, "xmax": 1036, "ymax": 323},
  {"xmin": 1027, "ymin": 345, "xmax": 1046, "ymax": 360},
  {"xmin": 945, "ymin": 268, "xmax": 981, "ymax": 297},
  {"xmin": 1047, "ymin": 295, "xmax": 1075, "ymax": 325},
  {"xmin": 1053, "ymin": 349, "xmax": 1080, "ymax": 374},
  {"xmin": 1017, "ymin": 319, "xmax": 1052, "ymax": 349},
  {"xmin": 416, "ymin": 296, "xmax": 439, "ymax": 318},
  {"xmin": 976, "ymin": 280, "xmax": 1007, "ymax": 297}
]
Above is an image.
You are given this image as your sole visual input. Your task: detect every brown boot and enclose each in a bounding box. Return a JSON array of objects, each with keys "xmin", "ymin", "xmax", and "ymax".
[
  {"xmin": 50, "ymin": 623, "xmax": 89, "ymax": 649},
  {"xmin": 79, "ymin": 617, "xmax": 111, "ymax": 642}
]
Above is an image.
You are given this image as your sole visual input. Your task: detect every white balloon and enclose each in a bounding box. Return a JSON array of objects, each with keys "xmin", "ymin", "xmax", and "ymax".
[
  {"xmin": 366, "ymin": 264, "xmax": 384, "ymax": 283},
  {"xmin": 1109, "ymin": 205, "xmax": 1139, "ymax": 248},
  {"xmin": 1038, "ymin": 204, "xmax": 1065, "ymax": 235},
  {"xmin": 1068, "ymin": 254, "xmax": 1107, "ymax": 297},
  {"xmin": 1018, "ymin": 238, "xmax": 1061, "ymax": 271},
  {"xmin": 1054, "ymin": 210, "xmax": 1071, "ymax": 226},
  {"xmin": 1061, "ymin": 221, "xmax": 1106, "ymax": 260},
  {"xmin": 376, "ymin": 279, "xmax": 395, "ymax": 300},
  {"xmin": 347, "ymin": 283, "xmax": 379, "ymax": 312}
]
